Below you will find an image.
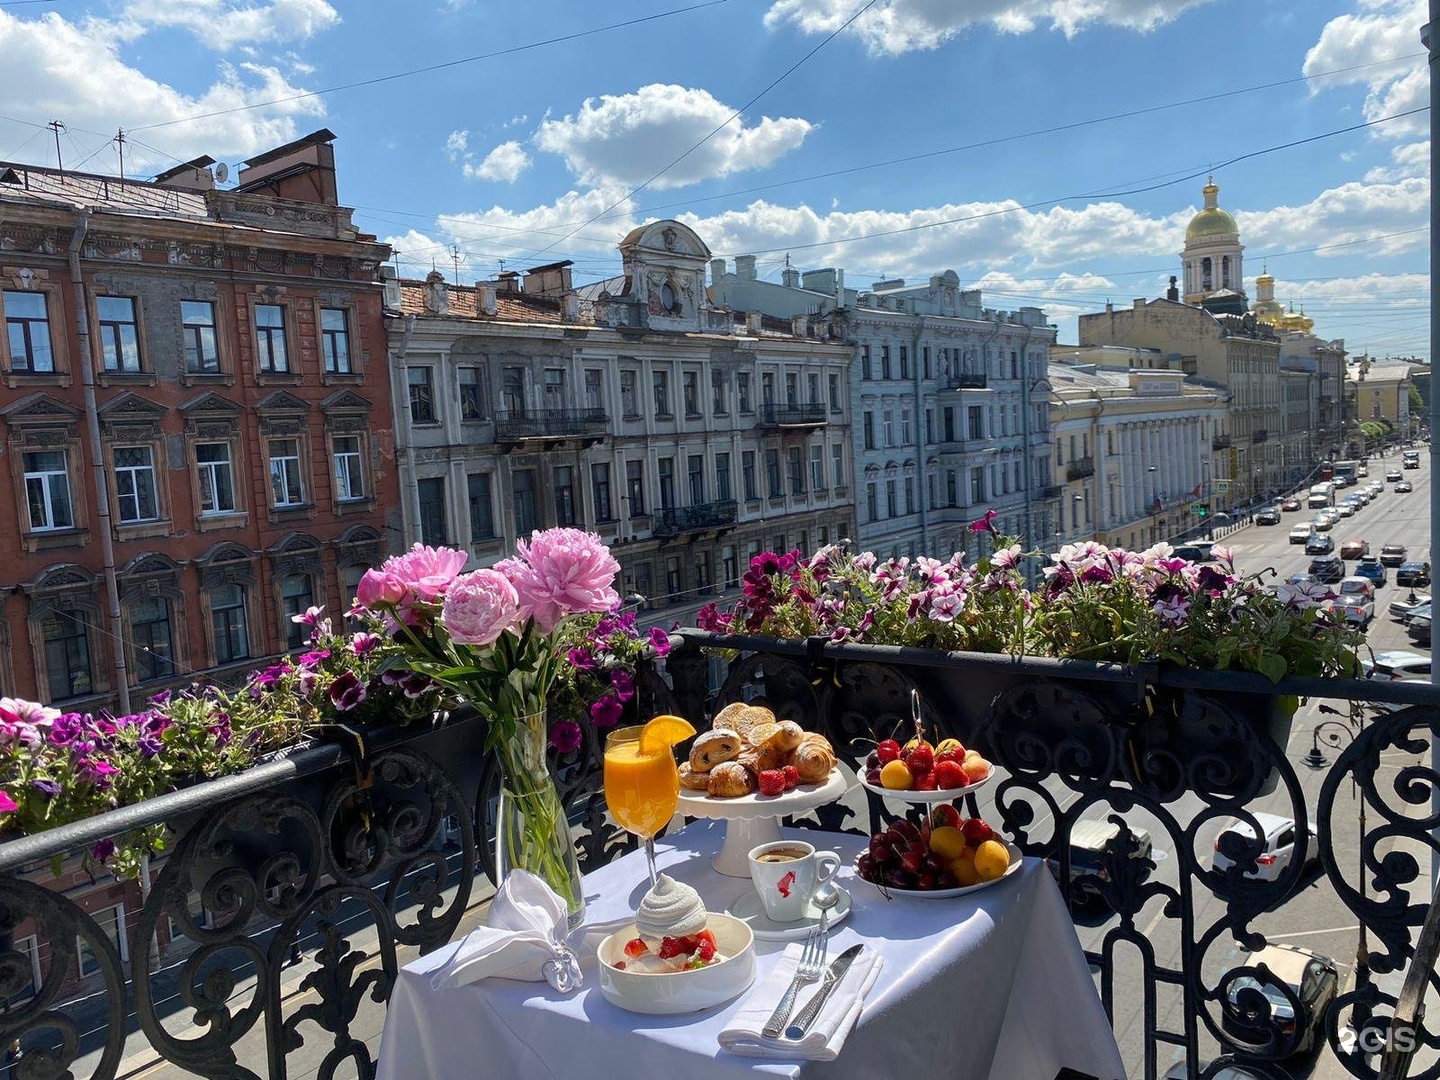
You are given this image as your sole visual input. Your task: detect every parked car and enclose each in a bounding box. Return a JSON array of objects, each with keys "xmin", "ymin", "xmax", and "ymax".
[
  {"xmin": 1221, "ymin": 944, "xmax": 1338, "ymax": 1057},
  {"xmin": 1369, "ymin": 482, "xmax": 1385, "ymax": 496},
  {"xmin": 1308, "ymin": 555, "xmax": 1344, "ymax": 583},
  {"xmin": 1212, "ymin": 812, "xmax": 1315, "ymax": 881},
  {"xmin": 1395, "ymin": 480, "xmax": 1414, "ymax": 493},
  {"xmin": 1311, "ymin": 515, "xmax": 1334, "ymax": 532},
  {"xmin": 1354, "ymin": 557, "xmax": 1387, "ymax": 586},
  {"xmin": 1052, "ymin": 818, "xmax": 1154, "ymax": 909},
  {"xmin": 1288, "ymin": 523, "xmax": 1315, "ymax": 544},
  {"xmin": 1336, "ymin": 503, "xmax": 1355, "ymax": 518},
  {"xmin": 1363, "ymin": 650, "xmax": 1431, "ymax": 681},
  {"xmin": 1340, "ymin": 539, "xmax": 1370, "ymax": 560},
  {"xmin": 1255, "ymin": 507, "xmax": 1281, "ymax": 525},
  {"xmin": 1386, "ymin": 469, "xmax": 1403, "ymax": 482},
  {"xmin": 1172, "ymin": 543, "xmax": 1216, "ymax": 563},
  {"xmin": 1380, "ymin": 543, "xmax": 1408, "ymax": 567},
  {"xmin": 1389, "ymin": 594, "xmax": 1430, "ymax": 620},
  {"xmin": 1280, "ymin": 497, "xmax": 1302, "ymax": 512},
  {"xmin": 1304, "ymin": 534, "xmax": 1335, "ymax": 556},
  {"xmin": 1397, "ymin": 561, "xmax": 1432, "ymax": 588},
  {"xmin": 1408, "ymin": 614, "xmax": 1431, "ymax": 646}
]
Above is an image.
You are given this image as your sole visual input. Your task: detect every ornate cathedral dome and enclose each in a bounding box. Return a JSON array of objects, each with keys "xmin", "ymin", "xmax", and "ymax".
[{"xmin": 1186, "ymin": 179, "xmax": 1239, "ymax": 241}]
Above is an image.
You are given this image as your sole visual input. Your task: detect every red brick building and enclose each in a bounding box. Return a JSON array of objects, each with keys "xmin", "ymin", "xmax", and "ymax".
[{"xmin": 0, "ymin": 130, "xmax": 398, "ymax": 713}]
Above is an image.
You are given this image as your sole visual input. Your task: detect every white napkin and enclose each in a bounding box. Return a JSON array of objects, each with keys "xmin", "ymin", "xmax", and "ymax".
[
  {"xmin": 718, "ymin": 942, "xmax": 882, "ymax": 1061},
  {"xmin": 429, "ymin": 870, "xmax": 584, "ymax": 992}
]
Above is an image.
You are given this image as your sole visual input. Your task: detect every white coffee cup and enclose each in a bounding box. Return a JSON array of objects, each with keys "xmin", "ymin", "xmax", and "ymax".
[{"xmin": 747, "ymin": 840, "xmax": 841, "ymax": 922}]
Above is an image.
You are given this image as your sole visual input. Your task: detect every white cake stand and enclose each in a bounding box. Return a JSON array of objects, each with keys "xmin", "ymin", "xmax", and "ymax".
[{"xmin": 677, "ymin": 769, "xmax": 851, "ymax": 877}]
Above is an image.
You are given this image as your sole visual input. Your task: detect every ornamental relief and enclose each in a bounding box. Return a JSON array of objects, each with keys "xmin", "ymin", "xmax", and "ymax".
[
  {"xmin": 190, "ymin": 421, "xmax": 236, "ymax": 439},
  {"xmin": 259, "ymin": 419, "xmax": 305, "ymax": 437},
  {"xmin": 9, "ymin": 427, "xmax": 74, "ymax": 449}
]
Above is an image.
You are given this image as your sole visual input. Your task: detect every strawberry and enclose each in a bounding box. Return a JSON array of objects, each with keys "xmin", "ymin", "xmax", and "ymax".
[
  {"xmin": 696, "ymin": 935, "xmax": 717, "ymax": 962},
  {"xmin": 782, "ymin": 765, "xmax": 800, "ymax": 790},
  {"xmin": 905, "ymin": 744, "xmax": 935, "ymax": 776},
  {"xmin": 757, "ymin": 769, "xmax": 787, "ymax": 796},
  {"xmin": 930, "ymin": 804, "xmax": 963, "ymax": 829},
  {"xmin": 933, "ymin": 760, "xmax": 967, "ymax": 789},
  {"xmin": 658, "ymin": 935, "xmax": 689, "ymax": 959},
  {"xmin": 695, "ymin": 929, "xmax": 717, "ymax": 951},
  {"xmin": 914, "ymin": 771, "xmax": 938, "ymax": 791},
  {"xmin": 623, "ymin": 937, "xmax": 648, "ymax": 958},
  {"xmin": 962, "ymin": 818, "xmax": 994, "ymax": 845}
]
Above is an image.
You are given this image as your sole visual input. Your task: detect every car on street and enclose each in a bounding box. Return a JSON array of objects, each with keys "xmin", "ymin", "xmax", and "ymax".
[
  {"xmin": 1404, "ymin": 451, "xmax": 1420, "ymax": 469},
  {"xmin": 1255, "ymin": 507, "xmax": 1280, "ymax": 525},
  {"xmin": 1310, "ymin": 516, "xmax": 1334, "ymax": 532},
  {"xmin": 1363, "ymin": 650, "xmax": 1432, "ymax": 681},
  {"xmin": 1386, "ymin": 469, "xmax": 1403, "ymax": 482},
  {"xmin": 1370, "ymin": 481, "xmax": 1385, "ymax": 496},
  {"xmin": 1280, "ymin": 497, "xmax": 1302, "ymax": 512},
  {"xmin": 1304, "ymin": 534, "xmax": 1335, "ymax": 556},
  {"xmin": 1395, "ymin": 480, "xmax": 1414, "ymax": 493},
  {"xmin": 1172, "ymin": 542, "xmax": 1216, "ymax": 563},
  {"xmin": 1340, "ymin": 538, "xmax": 1370, "ymax": 559},
  {"xmin": 1390, "ymin": 594, "xmax": 1430, "ymax": 620},
  {"xmin": 1286, "ymin": 573, "xmax": 1318, "ymax": 588},
  {"xmin": 1380, "ymin": 543, "xmax": 1408, "ymax": 567},
  {"xmin": 1397, "ymin": 561, "xmax": 1432, "ymax": 588},
  {"xmin": 1308, "ymin": 554, "xmax": 1344, "ymax": 583},
  {"xmin": 1288, "ymin": 523, "xmax": 1315, "ymax": 544},
  {"xmin": 1212, "ymin": 812, "xmax": 1315, "ymax": 881},
  {"xmin": 1325, "ymin": 577, "xmax": 1375, "ymax": 625},
  {"xmin": 1221, "ymin": 944, "xmax": 1338, "ymax": 1057},
  {"xmin": 1336, "ymin": 503, "xmax": 1355, "ymax": 517},
  {"xmin": 1052, "ymin": 818, "xmax": 1155, "ymax": 909},
  {"xmin": 1354, "ymin": 556, "xmax": 1387, "ymax": 586},
  {"xmin": 1408, "ymin": 614, "xmax": 1431, "ymax": 647}
]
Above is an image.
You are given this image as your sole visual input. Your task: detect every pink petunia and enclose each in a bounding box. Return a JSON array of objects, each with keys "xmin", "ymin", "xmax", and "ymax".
[{"xmin": 0, "ymin": 790, "xmax": 15, "ymax": 814}]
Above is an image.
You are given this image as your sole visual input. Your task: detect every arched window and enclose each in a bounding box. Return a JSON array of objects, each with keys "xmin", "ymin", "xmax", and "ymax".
[
  {"xmin": 1201, "ymin": 258, "xmax": 1213, "ymax": 291},
  {"xmin": 130, "ymin": 597, "xmax": 175, "ymax": 682}
]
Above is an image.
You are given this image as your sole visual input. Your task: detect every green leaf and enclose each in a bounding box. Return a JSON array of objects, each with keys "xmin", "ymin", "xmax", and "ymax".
[{"xmin": 1257, "ymin": 652, "xmax": 1287, "ymax": 683}]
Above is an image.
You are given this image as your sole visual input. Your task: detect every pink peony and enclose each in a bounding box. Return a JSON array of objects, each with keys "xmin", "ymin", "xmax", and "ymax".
[
  {"xmin": 509, "ymin": 529, "xmax": 620, "ymax": 633},
  {"xmin": 442, "ymin": 569, "xmax": 520, "ymax": 646},
  {"xmin": 353, "ymin": 569, "xmax": 406, "ymax": 612},
  {"xmin": 383, "ymin": 544, "xmax": 470, "ymax": 604}
]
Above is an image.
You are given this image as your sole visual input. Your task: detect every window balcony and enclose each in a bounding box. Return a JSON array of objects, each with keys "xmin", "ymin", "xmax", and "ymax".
[
  {"xmin": 942, "ymin": 372, "xmax": 988, "ymax": 390},
  {"xmin": 1065, "ymin": 456, "xmax": 1095, "ymax": 481},
  {"xmin": 494, "ymin": 406, "xmax": 609, "ymax": 444},
  {"xmin": 1036, "ymin": 484, "xmax": 1063, "ymax": 500},
  {"xmin": 758, "ymin": 403, "xmax": 826, "ymax": 429},
  {"xmin": 650, "ymin": 499, "xmax": 739, "ymax": 538},
  {"xmin": 1212, "ymin": 434, "xmax": 1232, "ymax": 450},
  {"xmin": 1252, "ymin": 429, "xmax": 1269, "ymax": 444}
]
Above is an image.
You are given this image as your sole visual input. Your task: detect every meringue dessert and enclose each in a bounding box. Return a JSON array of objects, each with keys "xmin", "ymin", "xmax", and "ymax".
[{"xmin": 616, "ymin": 874, "xmax": 723, "ymax": 972}]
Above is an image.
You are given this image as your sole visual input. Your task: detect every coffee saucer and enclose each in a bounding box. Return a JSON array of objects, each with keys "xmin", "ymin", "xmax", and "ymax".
[{"xmin": 726, "ymin": 886, "xmax": 853, "ymax": 941}]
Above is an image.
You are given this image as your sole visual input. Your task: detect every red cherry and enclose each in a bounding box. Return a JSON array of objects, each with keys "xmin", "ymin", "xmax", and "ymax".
[
  {"xmin": 891, "ymin": 819, "xmax": 921, "ymax": 844},
  {"xmin": 865, "ymin": 767, "xmax": 883, "ymax": 786},
  {"xmin": 914, "ymin": 772, "xmax": 938, "ymax": 791},
  {"xmin": 934, "ymin": 760, "xmax": 967, "ymax": 789},
  {"xmin": 906, "ymin": 745, "xmax": 935, "ymax": 776},
  {"xmin": 915, "ymin": 872, "xmax": 937, "ymax": 890},
  {"xmin": 869, "ymin": 835, "xmax": 896, "ymax": 863},
  {"xmin": 935, "ymin": 749, "xmax": 962, "ymax": 765},
  {"xmin": 856, "ymin": 853, "xmax": 877, "ymax": 880},
  {"xmin": 936, "ymin": 872, "xmax": 958, "ymax": 889},
  {"xmin": 877, "ymin": 739, "xmax": 902, "ymax": 764},
  {"xmin": 931, "ymin": 804, "xmax": 963, "ymax": 829},
  {"xmin": 899, "ymin": 849, "xmax": 924, "ymax": 875},
  {"xmin": 962, "ymin": 818, "xmax": 994, "ymax": 845},
  {"xmin": 757, "ymin": 769, "xmax": 787, "ymax": 796}
]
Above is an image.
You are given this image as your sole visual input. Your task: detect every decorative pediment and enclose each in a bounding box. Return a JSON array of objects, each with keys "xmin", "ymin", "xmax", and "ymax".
[
  {"xmin": 320, "ymin": 389, "xmax": 372, "ymax": 414},
  {"xmin": 98, "ymin": 392, "xmax": 166, "ymax": 421},
  {"xmin": 119, "ymin": 552, "xmax": 186, "ymax": 577},
  {"xmin": 269, "ymin": 531, "xmax": 322, "ymax": 556},
  {"xmin": 337, "ymin": 524, "xmax": 381, "ymax": 546},
  {"xmin": 179, "ymin": 391, "xmax": 243, "ymax": 418},
  {"xmin": 197, "ymin": 541, "xmax": 257, "ymax": 567},
  {"xmin": 0, "ymin": 392, "xmax": 83, "ymax": 423},
  {"xmin": 20, "ymin": 562, "xmax": 95, "ymax": 595},
  {"xmin": 255, "ymin": 390, "xmax": 311, "ymax": 415}
]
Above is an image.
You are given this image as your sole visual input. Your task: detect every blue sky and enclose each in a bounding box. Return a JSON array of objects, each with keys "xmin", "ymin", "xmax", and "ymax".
[{"xmin": 0, "ymin": 0, "xmax": 1429, "ymax": 357}]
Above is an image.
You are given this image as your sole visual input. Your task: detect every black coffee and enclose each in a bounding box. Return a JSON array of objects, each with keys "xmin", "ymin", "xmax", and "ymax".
[{"xmin": 755, "ymin": 848, "xmax": 809, "ymax": 863}]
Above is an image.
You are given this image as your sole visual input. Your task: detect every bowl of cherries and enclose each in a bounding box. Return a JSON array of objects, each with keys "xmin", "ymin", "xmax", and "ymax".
[{"xmin": 859, "ymin": 735, "xmax": 994, "ymax": 803}]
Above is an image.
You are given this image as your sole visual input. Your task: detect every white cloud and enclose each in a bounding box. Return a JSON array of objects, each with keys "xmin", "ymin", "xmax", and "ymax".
[
  {"xmin": 534, "ymin": 84, "xmax": 813, "ymax": 189},
  {"xmin": 764, "ymin": 0, "xmax": 1220, "ymax": 54},
  {"xmin": 437, "ymin": 185, "xmax": 637, "ymax": 262},
  {"xmin": 464, "ymin": 141, "xmax": 531, "ymax": 183},
  {"xmin": 0, "ymin": 10, "xmax": 326, "ymax": 170},
  {"xmin": 446, "ymin": 129, "xmax": 469, "ymax": 160},
  {"xmin": 1363, "ymin": 139, "xmax": 1428, "ymax": 182},
  {"xmin": 1235, "ymin": 177, "xmax": 1428, "ymax": 256},
  {"xmin": 1302, "ymin": 0, "xmax": 1427, "ymax": 137},
  {"xmin": 119, "ymin": 0, "xmax": 340, "ymax": 50}
]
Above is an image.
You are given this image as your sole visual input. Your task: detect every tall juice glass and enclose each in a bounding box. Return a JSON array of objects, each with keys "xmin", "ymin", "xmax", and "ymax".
[{"xmin": 604, "ymin": 726, "xmax": 680, "ymax": 886}]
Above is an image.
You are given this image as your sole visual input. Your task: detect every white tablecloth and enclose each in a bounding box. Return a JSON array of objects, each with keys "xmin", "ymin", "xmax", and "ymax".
[{"xmin": 378, "ymin": 820, "xmax": 1125, "ymax": 1080}]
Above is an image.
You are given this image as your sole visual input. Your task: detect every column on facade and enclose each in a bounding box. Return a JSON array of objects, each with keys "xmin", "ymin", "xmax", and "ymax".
[{"xmin": 1126, "ymin": 424, "xmax": 1140, "ymax": 521}]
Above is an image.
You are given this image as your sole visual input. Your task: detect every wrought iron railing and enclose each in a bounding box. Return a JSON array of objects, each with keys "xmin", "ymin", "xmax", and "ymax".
[
  {"xmin": 5, "ymin": 638, "xmax": 1440, "ymax": 1080},
  {"xmin": 1213, "ymin": 434, "xmax": 1233, "ymax": 449},
  {"xmin": 1036, "ymin": 483, "xmax": 1064, "ymax": 500},
  {"xmin": 758, "ymin": 403, "xmax": 826, "ymax": 428},
  {"xmin": 650, "ymin": 500, "xmax": 740, "ymax": 538},
  {"xmin": 943, "ymin": 372, "xmax": 988, "ymax": 390},
  {"xmin": 494, "ymin": 407, "xmax": 609, "ymax": 441},
  {"xmin": 1253, "ymin": 429, "xmax": 1270, "ymax": 444},
  {"xmin": 1067, "ymin": 456, "xmax": 1096, "ymax": 481}
]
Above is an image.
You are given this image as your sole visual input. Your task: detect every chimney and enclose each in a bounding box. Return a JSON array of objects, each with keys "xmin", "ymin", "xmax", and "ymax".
[
  {"xmin": 562, "ymin": 293, "xmax": 580, "ymax": 321},
  {"xmin": 523, "ymin": 260, "xmax": 573, "ymax": 298},
  {"xmin": 153, "ymin": 156, "xmax": 217, "ymax": 192},
  {"xmin": 782, "ymin": 264, "xmax": 800, "ymax": 288},
  {"xmin": 1166, "ymin": 275, "xmax": 1179, "ymax": 302},
  {"xmin": 380, "ymin": 265, "xmax": 402, "ymax": 310},
  {"xmin": 495, "ymin": 271, "xmax": 521, "ymax": 294},
  {"xmin": 710, "ymin": 258, "xmax": 727, "ymax": 283},
  {"xmin": 745, "ymin": 311, "xmax": 764, "ymax": 335},
  {"xmin": 423, "ymin": 270, "xmax": 449, "ymax": 316},
  {"xmin": 235, "ymin": 128, "xmax": 339, "ymax": 206},
  {"xmin": 1134, "ymin": 298, "xmax": 1146, "ymax": 312},
  {"xmin": 791, "ymin": 315, "xmax": 808, "ymax": 338},
  {"xmin": 476, "ymin": 283, "xmax": 497, "ymax": 317},
  {"xmin": 735, "ymin": 255, "xmax": 757, "ymax": 281}
]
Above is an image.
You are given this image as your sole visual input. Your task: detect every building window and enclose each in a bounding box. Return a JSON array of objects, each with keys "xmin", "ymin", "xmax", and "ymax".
[
  {"xmin": 861, "ymin": 345, "xmax": 872, "ymax": 381},
  {"xmin": 762, "ymin": 372, "xmax": 775, "ymax": 405},
  {"xmin": 208, "ymin": 583, "xmax": 249, "ymax": 664},
  {"xmin": 722, "ymin": 546, "xmax": 738, "ymax": 587},
  {"xmin": 929, "ymin": 474, "xmax": 938, "ymax": 510},
  {"xmin": 766, "ymin": 449, "xmax": 781, "ymax": 498},
  {"xmin": 332, "ymin": 436, "xmax": 365, "ymax": 501},
  {"xmin": 658, "ymin": 457, "xmax": 675, "ymax": 510},
  {"xmin": 181, "ymin": 300, "xmax": 220, "ymax": 374},
  {"xmin": 832, "ymin": 444, "xmax": 844, "ymax": 487},
  {"xmin": 196, "ymin": 443, "xmax": 236, "ymax": 515},
  {"xmin": 319, "ymin": 308, "xmax": 351, "ymax": 373},
  {"xmin": 418, "ymin": 477, "xmax": 448, "ymax": 545},
  {"xmin": 554, "ymin": 466, "xmax": 576, "ymax": 526},
  {"xmin": 97, "ymin": 296, "xmax": 142, "ymax": 372},
  {"xmin": 883, "ymin": 410, "xmax": 894, "ymax": 447},
  {"xmin": 543, "ymin": 368, "xmax": 565, "ymax": 410},
  {"xmin": 736, "ymin": 372, "xmax": 752, "ymax": 413},
  {"xmin": 863, "ymin": 411, "xmax": 875, "ymax": 451},
  {"xmin": 866, "ymin": 481, "xmax": 878, "ymax": 522},
  {"xmin": 512, "ymin": 469, "xmax": 537, "ymax": 535},
  {"xmin": 42, "ymin": 610, "xmax": 92, "ymax": 700},
  {"xmin": 944, "ymin": 407, "xmax": 955, "ymax": 442},
  {"xmin": 901, "ymin": 409, "xmax": 912, "ymax": 445},
  {"xmin": 23, "ymin": 450, "xmax": 73, "ymax": 531},
  {"xmin": 468, "ymin": 472, "xmax": 495, "ymax": 539},
  {"xmin": 716, "ymin": 453, "xmax": 731, "ymax": 501},
  {"xmin": 886, "ymin": 479, "xmax": 897, "ymax": 517},
  {"xmin": 4, "ymin": 291, "xmax": 54, "ymax": 372},
  {"xmin": 881, "ymin": 345, "xmax": 891, "ymax": 380},
  {"xmin": 904, "ymin": 476, "xmax": 915, "ymax": 515},
  {"xmin": 968, "ymin": 405, "xmax": 984, "ymax": 441},
  {"xmin": 808, "ymin": 372, "xmax": 820, "ymax": 405},
  {"xmin": 742, "ymin": 451, "xmax": 757, "ymax": 500},
  {"xmin": 809, "ymin": 445, "xmax": 824, "ymax": 490},
  {"xmin": 255, "ymin": 304, "xmax": 289, "ymax": 372},
  {"xmin": 683, "ymin": 371, "xmax": 700, "ymax": 417},
  {"xmin": 459, "ymin": 367, "xmax": 485, "ymax": 421},
  {"xmin": 948, "ymin": 470, "xmax": 958, "ymax": 506},
  {"xmin": 666, "ymin": 556, "xmax": 681, "ymax": 598},
  {"xmin": 584, "ymin": 369, "xmax": 603, "ymax": 412},
  {"xmin": 923, "ymin": 346, "xmax": 932, "ymax": 379},
  {"xmin": 591, "ymin": 463, "xmax": 612, "ymax": 522},
  {"xmin": 502, "ymin": 366, "xmax": 525, "ymax": 414},
  {"xmin": 786, "ymin": 373, "xmax": 799, "ymax": 405},
  {"xmin": 970, "ymin": 467, "xmax": 985, "ymax": 504},
  {"xmin": 130, "ymin": 596, "xmax": 174, "ymax": 682},
  {"xmin": 282, "ymin": 574, "xmax": 315, "ymax": 649},
  {"xmin": 78, "ymin": 903, "xmax": 126, "ymax": 978},
  {"xmin": 899, "ymin": 346, "xmax": 909, "ymax": 380},
  {"xmin": 626, "ymin": 460, "xmax": 646, "ymax": 516},
  {"xmin": 113, "ymin": 446, "xmax": 159, "ymax": 523},
  {"xmin": 828, "ymin": 372, "xmax": 841, "ymax": 413},
  {"xmin": 789, "ymin": 446, "xmax": 804, "ymax": 494},
  {"xmin": 653, "ymin": 370, "xmax": 671, "ymax": 417},
  {"xmin": 408, "ymin": 366, "xmax": 436, "ymax": 424},
  {"xmin": 688, "ymin": 454, "xmax": 705, "ymax": 505},
  {"xmin": 620, "ymin": 370, "xmax": 638, "ymax": 417},
  {"xmin": 712, "ymin": 370, "xmax": 727, "ymax": 415},
  {"xmin": 268, "ymin": 439, "xmax": 305, "ymax": 507}
]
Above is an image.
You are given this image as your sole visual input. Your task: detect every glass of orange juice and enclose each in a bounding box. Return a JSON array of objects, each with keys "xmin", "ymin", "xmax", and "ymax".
[{"xmin": 604, "ymin": 725, "xmax": 681, "ymax": 886}]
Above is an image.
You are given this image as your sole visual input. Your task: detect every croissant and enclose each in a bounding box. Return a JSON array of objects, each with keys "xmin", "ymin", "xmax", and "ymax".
[{"xmin": 790, "ymin": 738, "xmax": 836, "ymax": 783}]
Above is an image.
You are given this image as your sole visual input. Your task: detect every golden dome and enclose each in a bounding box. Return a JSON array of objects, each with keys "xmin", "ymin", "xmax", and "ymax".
[
  {"xmin": 1255, "ymin": 270, "xmax": 1275, "ymax": 286},
  {"xmin": 1185, "ymin": 178, "xmax": 1239, "ymax": 242},
  {"xmin": 1253, "ymin": 299, "xmax": 1284, "ymax": 324}
]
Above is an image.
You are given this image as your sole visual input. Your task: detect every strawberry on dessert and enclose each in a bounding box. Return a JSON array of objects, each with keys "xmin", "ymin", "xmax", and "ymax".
[{"xmin": 621, "ymin": 874, "xmax": 723, "ymax": 972}]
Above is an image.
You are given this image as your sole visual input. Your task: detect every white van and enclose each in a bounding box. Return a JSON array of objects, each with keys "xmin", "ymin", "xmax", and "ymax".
[{"xmin": 1307, "ymin": 482, "xmax": 1335, "ymax": 508}]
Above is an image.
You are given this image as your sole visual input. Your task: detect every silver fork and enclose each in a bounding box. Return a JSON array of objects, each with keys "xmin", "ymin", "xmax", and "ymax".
[{"xmin": 761, "ymin": 927, "xmax": 825, "ymax": 1038}]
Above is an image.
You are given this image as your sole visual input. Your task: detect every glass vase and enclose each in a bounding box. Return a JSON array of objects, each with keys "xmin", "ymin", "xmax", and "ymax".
[{"xmin": 494, "ymin": 709, "xmax": 586, "ymax": 928}]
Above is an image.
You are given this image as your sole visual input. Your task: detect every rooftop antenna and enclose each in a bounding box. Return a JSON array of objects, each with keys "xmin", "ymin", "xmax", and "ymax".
[
  {"xmin": 46, "ymin": 120, "xmax": 66, "ymax": 179},
  {"xmin": 114, "ymin": 128, "xmax": 126, "ymax": 183},
  {"xmin": 450, "ymin": 243, "xmax": 462, "ymax": 285}
]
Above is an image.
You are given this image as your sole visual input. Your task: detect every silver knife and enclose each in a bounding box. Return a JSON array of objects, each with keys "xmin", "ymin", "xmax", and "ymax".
[{"xmin": 785, "ymin": 944, "xmax": 863, "ymax": 1040}]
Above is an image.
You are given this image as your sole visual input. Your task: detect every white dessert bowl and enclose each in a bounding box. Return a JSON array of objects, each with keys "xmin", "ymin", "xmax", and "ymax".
[{"xmin": 597, "ymin": 913, "xmax": 755, "ymax": 1015}]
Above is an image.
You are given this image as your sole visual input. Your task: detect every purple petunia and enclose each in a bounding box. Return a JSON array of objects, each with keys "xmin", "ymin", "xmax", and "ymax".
[
  {"xmin": 548, "ymin": 719, "xmax": 583, "ymax": 754},
  {"xmin": 609, "ymin": 669, "xmax": 634, "ymax": 703},
  {"xmin": 91, "ymin": 838, "xmax": 115, "ymax": 862},
  {"xmin": 328, "ymin": 670, "xmax": 367, "ymax": 712},
  {"xmin": 567, "ymin": 648, "xmax": 596, "ymax": 671},
  {"xmin": 590, "ymin": 694, "xmax": 623, "ymax": 728},
  {"xmin": 31, "ymin": 778, "xmax": 60, "ymax": 798}
]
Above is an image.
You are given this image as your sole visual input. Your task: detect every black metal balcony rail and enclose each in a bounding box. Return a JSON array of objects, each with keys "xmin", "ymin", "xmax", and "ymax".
[
  {"xmin": 1213, "ymin": 434, "xmax": 1233, "ymax": 449},
  {"xmin": 1036, "ymin": 484, "xmax": 1064, "ymax": 500},
  {"xmin": 1066, "ymin": 456, "xmax": 1096, "ymax": 481},
  {"xmin": 942, "ymin": 371, "xmax": 988, "ymax": 390},
  {"xmin": 5, "ymin": 637, "xmax": 1440, "ymax": 1080},
  {"xmin": 758, "ymin": 403, "xmax": 826, "ymax": 428},
  {"xmin": 494, "ymin": 406, "xmax": 609, "ymax": 441},
  {"xmin": 650, "ymin": 499, "xmax": 739, "ymax": 538},
  {"xmin": 1252, "ymin": 429, "xmax": 1270, "ymax": 444}
]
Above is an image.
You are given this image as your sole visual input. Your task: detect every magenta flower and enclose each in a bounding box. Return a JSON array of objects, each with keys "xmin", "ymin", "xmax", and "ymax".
[
  {"xmin": 92, "ymin": 838, "xmax": 116, "ymax": 862},
  {"xmin": 508, "ymin": 528, "xmax": 621, "ymax": 632},
  {"xmin": 969, "ymin": 509, "xmax": 999, "ymax": 534},
  {"xmin": 290, "ymin": 605, "xmax": 324, "ymax": 627},
  {"xmin": 548, "ymin": 720, "xmax": 583, "ymax": 754},
  {"xmin": 610, "ymin": 669, "xmax": 635, "ymax": 703},
  {"xmin": 328, "ymin": 670, "xmax": 366, "ymax": 711},
  {"xmin": 567, "ymin": 648, "xmax": 596, "ymax": 671},
  {"xmin": 647, "ymin": 626, "xmax": 672, "ymax": 657},
  {"xmin": 441, "ymin": 568, "xmax": 520, "ymax": 646},
  {"xmin": 350, "ymin": 632, "xmax": 382, "ymax": 656},
  {"xmin": 0, "ymin": 698, "xmax": 60, "ymax": 727},
  {"xmin": 590, "ymin": 694, "xmax": 624, "ymax": 728},
  {"xmin": 298, "ymin": 650, "xmax": 330, "ymax": 668},
  {"xmin": 0, "ymin": 791, "xmax": 15, "ymax": 814}
]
